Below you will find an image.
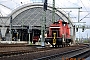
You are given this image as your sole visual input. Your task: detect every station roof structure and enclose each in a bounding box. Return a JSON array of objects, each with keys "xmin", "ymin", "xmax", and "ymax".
[
  {"xmin": 10, "ymin": 3, "xmax": 73, "ymax": 27},
  {"xmin": 0, "ymin": 3, "xmax": 73, "ymax": 29}
]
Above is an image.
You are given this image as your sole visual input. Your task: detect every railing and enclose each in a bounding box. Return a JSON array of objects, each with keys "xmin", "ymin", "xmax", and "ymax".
[{"xmin": 75, "ymin": 25, "xmax": 90, "ymax": 29}]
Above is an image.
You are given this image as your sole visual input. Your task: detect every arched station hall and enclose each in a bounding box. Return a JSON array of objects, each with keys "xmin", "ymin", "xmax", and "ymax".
[{"xmin": 0, "ymin": 3, "xmax": 74, "ymax": 42}]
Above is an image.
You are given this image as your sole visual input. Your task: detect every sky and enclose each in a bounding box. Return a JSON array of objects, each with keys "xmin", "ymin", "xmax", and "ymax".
[{"xmin": 0, "ymin": 0, "xmax": 90, "ymax": 39}]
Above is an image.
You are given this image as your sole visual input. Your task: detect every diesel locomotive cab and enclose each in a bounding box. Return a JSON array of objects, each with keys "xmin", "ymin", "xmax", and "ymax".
[{"xmin": 45, "ymin": 20, "xmax": 72, "ymax": 47}]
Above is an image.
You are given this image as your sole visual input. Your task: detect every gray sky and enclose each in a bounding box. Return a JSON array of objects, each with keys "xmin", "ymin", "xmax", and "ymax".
[{"xmin": 0, "ymin": 0, "xmax": 90, "ymax": 38}]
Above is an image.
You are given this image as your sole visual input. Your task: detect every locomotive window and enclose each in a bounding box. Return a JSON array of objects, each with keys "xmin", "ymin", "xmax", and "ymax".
[
  {"xmin": 51, "ymin": 28, "xmax": 59, "ymax": 37},
  {"xmin": 32, "ymin": 30, "xmax": 41, "ymax": 36}
]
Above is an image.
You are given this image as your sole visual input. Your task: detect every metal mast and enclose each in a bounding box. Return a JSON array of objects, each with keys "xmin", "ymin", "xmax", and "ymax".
[
  {"xmin": 52, "ymin": 0, "xmax": 55, "ymax": 23},
  {"xmin": 41, "ymin": 0, "xmax": 47, "ymax": 47},
  {"xmin": 10, "ymin": 16, "xmax": 12, "ymax": 42}
]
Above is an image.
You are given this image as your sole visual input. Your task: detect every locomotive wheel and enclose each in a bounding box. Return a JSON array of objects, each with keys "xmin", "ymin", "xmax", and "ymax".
[
  {"xmin": 66, "ymin": 44, "xmax": 68, "ymax": 47},
  {"xmin": 33, "ymin": 41, "xmax": 36, "ymax": 44},
  {"xmin": 62, "ymin": 43, "xmax": 65, "ymax": 47},
  {"xmin": 63, "ymin": 44, "xmax": 65, "ymax": 47},
  {"xmin": 55, "ymin": 44, "xmax": 58, "ymax": 48},
  {"xmin": 62, "ymin": 45, "xmax": 64, "ymax": 47},
  {"xmin": 57, "ymin": 45, "xmax": 60, "ymax": 47},
  {"xmin": 51, "ymin": 44, "xmax": 54, "ymax": 47}
]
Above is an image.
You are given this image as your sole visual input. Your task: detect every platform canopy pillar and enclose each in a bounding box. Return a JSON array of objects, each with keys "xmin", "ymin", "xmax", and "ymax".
[{"xmin": 73, "ymin": 25, "xmax": 76, "ymax": 44}]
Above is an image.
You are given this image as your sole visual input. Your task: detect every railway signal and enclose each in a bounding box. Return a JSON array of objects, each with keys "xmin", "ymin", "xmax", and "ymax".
[
  {"xmin": 44, "ymin": 0, "xmax": 47, "ymax": 11},
  {"xmin": 76, "ymin": 28, "xmax": 78, "ymax": 32},
  {"xmin": 82, "ymin": 26, "xmax": 85, "ymax": 32}
]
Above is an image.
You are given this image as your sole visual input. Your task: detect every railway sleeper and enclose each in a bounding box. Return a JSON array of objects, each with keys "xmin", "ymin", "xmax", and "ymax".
[{"xmin": 34, "ymin": 46, "xmax": 90, "ymax": 60}]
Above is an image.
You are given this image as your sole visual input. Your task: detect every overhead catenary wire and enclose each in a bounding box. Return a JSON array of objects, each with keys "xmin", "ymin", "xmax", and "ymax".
[
  {"xmin": 79, "ymin": 0, "xmax": 90, "ymax": 19},
  {"xmin": 10, "ymin": 0, "xmax": 21, "ymax": 9},
  {"xmin": 56, "ymin": 0, "xmax": 80, "ymax": 19},
  {"xmin": 48, "ymin": 1, "xmax": 67, "ymax": 14},
  {"xmin": 79, "ymin": 13, "xmax": 90, "ymax": 21},
  {"xmin": 57, "ymin": 0, "xmax": 67, "ymax": 7},
  {"xmin": 79, "ymin": 0, "xmax": 88, "ymax": 13},
  {"xmin": 65, "ymin": 0, "xmax": 90, "ymax": 21},
  {"xmin": 0, "ymin": 4, "xmax": 12, "ymax": 10},
  {"xmin": 87, "ymin": 0, "xmax": 90, "ymax": 6},
  {"xmin": 67, "ymin": 0, "xmax": 79, "ymax": 7},
  {"xmin": 79, "ymin": 0, "xmax": 86, "ymax": 10},
  {"xmin": 88, "ymin": 0, "xmax": 90, "ymax": 17}
]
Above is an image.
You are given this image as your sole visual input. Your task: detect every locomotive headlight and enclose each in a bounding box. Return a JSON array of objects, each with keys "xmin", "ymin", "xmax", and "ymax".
[{"xmin": 59, "ymin": 22, "xmax": 60, "ymax": 23}]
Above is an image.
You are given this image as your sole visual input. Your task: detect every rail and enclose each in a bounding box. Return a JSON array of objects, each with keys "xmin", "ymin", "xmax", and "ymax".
[{"xmin": 34, "ymin": 45, "xmax": 90, "ymax": 60}]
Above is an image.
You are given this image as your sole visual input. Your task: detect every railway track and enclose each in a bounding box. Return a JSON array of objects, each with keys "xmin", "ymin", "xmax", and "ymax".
[
  {"xmin": 0, "ymin": 44, "xmax": 55, "ymax": 58},
  {"xmin": 34, "ymin": 44, "xmax": 90, "ymax": 60},
  {"xmin": 0, "ymin": 43, "xmax": 27, "ymax": 47},
  {"xmin": 0, "ymin": 44, "xmax": 89, "ymax": 60}
]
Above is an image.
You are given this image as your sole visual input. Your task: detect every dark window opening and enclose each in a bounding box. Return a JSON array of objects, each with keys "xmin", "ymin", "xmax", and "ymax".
[{"xmin": 51, "ymin": 28, "xmax": 59, "ymax": 37}]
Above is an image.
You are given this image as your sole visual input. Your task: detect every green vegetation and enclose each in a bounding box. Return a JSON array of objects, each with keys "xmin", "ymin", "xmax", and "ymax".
[{"xmin": 83, "ymin": 40, "xmax": 89, "ymax": 43}]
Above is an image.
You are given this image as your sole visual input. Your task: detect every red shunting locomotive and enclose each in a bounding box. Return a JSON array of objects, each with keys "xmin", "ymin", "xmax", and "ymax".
[{"xmin": 45, "ymin": 20, "xmax": 72, "ymax": 47}]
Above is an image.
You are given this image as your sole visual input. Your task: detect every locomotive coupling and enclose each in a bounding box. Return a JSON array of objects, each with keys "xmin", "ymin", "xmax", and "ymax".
[{"xmin": 53, "ymin": 33, "xmax": 56, "ymax": 45}]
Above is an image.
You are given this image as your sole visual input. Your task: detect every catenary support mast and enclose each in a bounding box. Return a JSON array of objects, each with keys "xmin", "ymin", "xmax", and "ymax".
[
  {"xmin": 41, "ymin": 0, "xmax": 47, "ymax": 47},
  {"xmin": 52, "ymin": 0, "xmax": 55, "ymax": 23}
]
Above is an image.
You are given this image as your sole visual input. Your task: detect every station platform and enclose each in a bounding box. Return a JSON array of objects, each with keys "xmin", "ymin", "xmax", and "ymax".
[{"xmin": 0, "ymin": 41, "xmax": 27, "ymax": 44}]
